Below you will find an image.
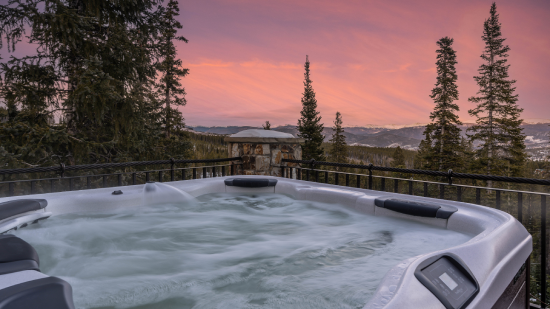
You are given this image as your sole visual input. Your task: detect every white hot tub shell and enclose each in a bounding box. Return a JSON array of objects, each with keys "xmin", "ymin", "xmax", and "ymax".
[{"xmin": 0, "ymin": 176, "xmax": 532, "ymax": 309}]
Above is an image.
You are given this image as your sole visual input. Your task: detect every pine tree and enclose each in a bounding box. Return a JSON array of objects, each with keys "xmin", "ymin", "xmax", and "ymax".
[
  {"xmin": 468, "ymin": 3, "xmax": 526, "ymax": 183},
  {"xmin": 262, "ymin": 121, "xmax": 271, "ymax": 130},
  {"xmin": 328, "ymin": 112, "xmax": 348, "ymax": 166},
  {"xmin": 0, "ymin": 0, "xmax": 191, "ymax": 167},
  {"xmin": 297, "ymin": 55, "xmax": 324, "ymax": 161},
  {"xmin": 416, "ymin": 125, "xmax": 435, "ymax": 170},
  {"xmin": 391, "ymin": 146, "xmax": 406, "ymax": 168},
  {"xmin": 427, "ymin": 37, "xmax": 464, "ymax": 171},
  {"xmin": 156, "ymin": 0, "xmax": 189, "ymax": 138}
]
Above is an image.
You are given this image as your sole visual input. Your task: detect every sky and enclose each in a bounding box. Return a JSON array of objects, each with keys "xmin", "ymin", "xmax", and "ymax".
[{"xmin": 175, "ymin": 0, "xmax": 550, "ymax": 127}]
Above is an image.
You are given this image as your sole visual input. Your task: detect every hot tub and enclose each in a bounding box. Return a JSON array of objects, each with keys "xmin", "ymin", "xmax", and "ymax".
[{"xmin": 0, "ymin": 176, "xmax": 532, "ymax": 309}]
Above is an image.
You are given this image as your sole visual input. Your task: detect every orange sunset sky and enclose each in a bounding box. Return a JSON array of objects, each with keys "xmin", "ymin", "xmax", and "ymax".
[{"xmin": 175, "ymin": 0, "xmax": 550, "ymax": 127}]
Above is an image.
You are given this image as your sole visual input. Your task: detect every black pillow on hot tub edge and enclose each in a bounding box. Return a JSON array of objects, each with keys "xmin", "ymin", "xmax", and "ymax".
[
  {"xmin": 0, "ymin": 235, "xmax": 39, "ymax": 266},
  {"xmin": 0, "ymin": 276, "xmax": 75, "ymax": 309},
  {"xmin": 0, "ymin": 199, "xmax": 48, "ymax": 221},
  {"xmin": 224, "ymin": 178, "xmax": 278, "ymax": 187}
]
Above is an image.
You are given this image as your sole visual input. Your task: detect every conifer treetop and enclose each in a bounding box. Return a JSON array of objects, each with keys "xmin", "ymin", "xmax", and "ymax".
[{"xmin": 297, "ymin": 55, "xmax": 324, "ymax": 161}]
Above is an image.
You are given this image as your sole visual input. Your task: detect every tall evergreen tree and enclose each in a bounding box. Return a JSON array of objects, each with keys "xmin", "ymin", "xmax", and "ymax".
[
  {"xmin": 427, "ymin": 37, "xmax": 463, "ymax": 171},
  {"xmin": 156, "ymin": 0, "xmax": 189, "ymax": 138},
  {"xmin": 468, "ymin": 3, "xmax": 526, "ymax": 182},
  {"xmin": 297, "ymin": 55, "xmax": 324, "ymax": 161},
  {"xmin": 262, "ymin": 121, "xmax": 271, "ymax": 130},
  {"xmin": 328, "ymin": 111, "xmax": 347, "ymax": 165}
]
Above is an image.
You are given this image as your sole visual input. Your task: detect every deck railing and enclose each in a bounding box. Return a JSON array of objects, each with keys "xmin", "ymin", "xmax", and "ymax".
[
  {"xmin": 0, "ymin": 157, "xmax": 243, "ymax": 196},
  {"xmin": 282, "ymin": 158, "xmax": 550, "ymax": 309}
]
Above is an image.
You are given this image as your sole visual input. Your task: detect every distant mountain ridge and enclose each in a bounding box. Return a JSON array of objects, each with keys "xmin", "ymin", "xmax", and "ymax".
[{"xmin": 189, "ymin": 122, "xmax": 549, "ymax": 150}]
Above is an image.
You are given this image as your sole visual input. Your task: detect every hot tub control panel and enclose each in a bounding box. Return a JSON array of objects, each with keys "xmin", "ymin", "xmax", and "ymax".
[{"xmin": 415, "ymin": 253, "xmax": 479, "ymax": 309}]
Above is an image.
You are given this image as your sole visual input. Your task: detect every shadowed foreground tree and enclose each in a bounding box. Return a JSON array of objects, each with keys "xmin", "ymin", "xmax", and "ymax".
[
  {"xmin": 297, "ymin": 55, "xmax": 324, "ymax": 162},
  {"xmin": 0, "ymin": 0, "xmax": 191, "ymax": 168},
  {"xmin": 156, "ymin": 0, "xmax": 189, "ymax": 138},
  {"xmin": 468, "ymin": 2, "xmax": 526, "ymax": 184}
]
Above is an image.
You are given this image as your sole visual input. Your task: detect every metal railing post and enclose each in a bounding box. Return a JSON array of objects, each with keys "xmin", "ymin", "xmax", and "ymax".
[
  {"xmin": 132, "ymin": 173, "xmax": 136, "ymax": 185},
  {"xmin": 146, "ymin": 172, "xmax": 150, "ymax": 182},
  {"xmin": 394, "ymin": 179, "xmax": 399, "ymax": 193},
  {"xmin": 212, "ymin": 166, "xmax": 216, "ymax": 178},
  {"xmin": 368, "ymin": 164, "xmax": 373, "ymax": 190},
  {"xmin": 457, "ymin": 186, "xmax": 462, "ymax": 202},
  {"xmin": 381, "ymin": 178, "xmax": 385, "ymax": 191},
  {"xmin": 424, "ymin": 182, "xmax": 428, "ymax": 197},
  {"xmin": 159, "ymin": 171, "xmax": 163, "ymax": 182},
  {"xmin": 476, "ymin": 188, "xmax": 481, "ymax": 204},
  {"xmin": 542, "ymin": 195, "xmax": 547, "ymax": 308},
  {"xmin": 8, "ymin": 182, "xmax": 14, "ymax": 197},
  {"xmin": 408, "ymin": 180, "xmax": 413, "ymax": 195},
  {"xmin": 306, "ymin": 169, "xmax": 310, "ymax": 181},
  {"xmin": 335, "ymin": 173, "xmax": 339, "ymax": 186},
  {"xmin": 357, "ymin": 175, "xmax": 361, "ymax": 188},
  {"xmin": 518, "ymin": 192, "xmax": 523, "ymax": 224},
  {"xmin": 325, "ymin": 171, "xmax": 328, "ymax": 184},
  {"xmin": 87, "ymin": 176, "xmax": 92, "ymax": 189},
  {"xmin": 439, "ymin": 184, "xmax": 444, "ymax": 199},
  {"xmin": 170, "ymin": 158, "xmax": 175, "ymax": 181},
  {"xmin": 193, "ymin": 168, "xmax": 197, "ymax": 179},
  {"xmin": 30, "ymin": 181, "xmax": 36, "ymax": 194},
  {"xmin": 203, "ymin": 167, "xmax": 207, "ymax": 179},
  {"xmin": 496, "ymin": 190, "xmax": 501, "ymax": 210},
  {"xmin": 118, "ymin": 174, "xmax": 122, "ymax": 186},
  {"xmin": 346, "ymin": 174, "xmax": 350, "ymax": 187},
  {"xmin": 102, "ymin": 175, "xmax": 107, "ymax": 188},
  {"xmin": 222, "ymin": 166, "xmax": 226, "ymax": 177}
]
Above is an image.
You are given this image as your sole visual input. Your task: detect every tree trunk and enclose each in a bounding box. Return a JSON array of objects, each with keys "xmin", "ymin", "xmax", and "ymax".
[
  {"xmin": 165, "ymin": 85, "xmax": 171, "ymax": 138},
  {"xmin": 487, "ymin": 51, "xmax": 494, "ymax": 188}
]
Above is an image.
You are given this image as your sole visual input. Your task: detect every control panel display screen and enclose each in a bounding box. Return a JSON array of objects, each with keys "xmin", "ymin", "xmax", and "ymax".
[
  {"xmin": 419, "ymin": 256, "xmax": 477, "ymax": 309},
  {"xmin": 439, "ymin": 272, "xmax": 458, "ymax": 290}
]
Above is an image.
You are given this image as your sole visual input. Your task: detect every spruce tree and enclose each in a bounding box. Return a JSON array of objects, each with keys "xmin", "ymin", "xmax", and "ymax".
[
  {"xmin": 262, "ymin": 121, "xmax": 271, "ymax": 130},
  {"xmin": 468, "ymin": 3, "xmax": 526, "ymax": 182},
  {"xmin": 391, "ymin": 146, "xmax": 406, "ymax": 168},
  {"xmin": 156, "ymin": 0, "xmax": 189, "ymax": 138},
  {"xmin": 0, "ymin": 0, "xmax": 191, "ymax": 167},
  {"xmin": 328, "ymin": 112, "xmax": 348, "ymax": 165},
  {"xmin": 427, "ymin": 37, "xmax": 464, "ymax": 171},
  {"xmin": 297, "ymin": 55, "xmax": 324, "ymax": 161},
  {"xmin": 416, "ymin": 125, "xmax": 435, "ymax": 170}
]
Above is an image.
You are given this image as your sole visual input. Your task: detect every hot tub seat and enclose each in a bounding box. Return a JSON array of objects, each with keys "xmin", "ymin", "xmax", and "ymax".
[
  {"xmin": 0, "ymin": 235, "xmax": 75, "ymax": 309},
  {"xmin": 0, "ymin": 235, "xmax": 39, "ymax": 275}
]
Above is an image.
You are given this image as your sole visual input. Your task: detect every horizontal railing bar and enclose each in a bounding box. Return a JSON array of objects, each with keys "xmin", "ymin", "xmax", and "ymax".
[
  {"xmin": 284, "ymin": 159, "xmax": 550, "ymax": 186},
  {"xmin": 293, "ymin": 167, "xmax": 550, "ymax": 196},
  {"xmin": 0, "ymin": 164, "xmax": 243, "ymax": 185},
  {"xmin": 0, "ymin": 157, "xmax": 243, "ymax": 175}
]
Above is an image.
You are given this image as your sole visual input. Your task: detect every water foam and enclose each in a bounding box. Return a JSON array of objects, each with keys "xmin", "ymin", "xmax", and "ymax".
[{"xmin": 13, "ymin": 193, "xmax": 472, "ymax": 309}]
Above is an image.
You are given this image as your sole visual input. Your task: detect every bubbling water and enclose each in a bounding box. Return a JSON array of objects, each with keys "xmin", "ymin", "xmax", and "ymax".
[{"xmin": 13, "ymin": 193, "xmax": 472, "ymax": 309}]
